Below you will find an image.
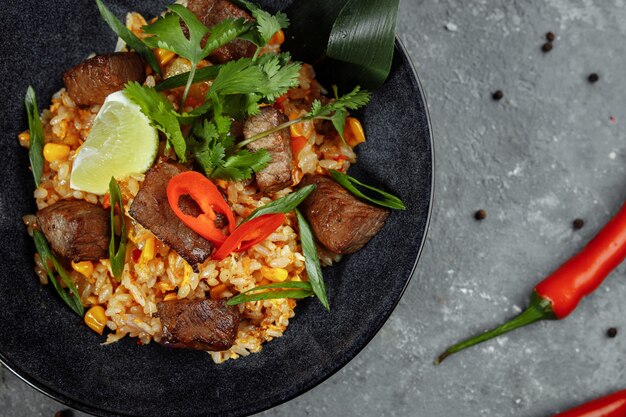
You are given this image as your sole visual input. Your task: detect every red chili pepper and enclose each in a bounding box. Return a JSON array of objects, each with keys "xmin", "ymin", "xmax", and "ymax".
[
  {"xmin": 436, "ymin": 201, "xmax": 626, "ymax": 364},
  {"xmin": 291, "ymin": 135, "xmax": 308, "ymax": 157},
  {"xmin": 212, "ymin": 213, "xmax": 285, "ymax": 260},
  {"xmin": 553, "ymin": 389, "xmax": 626, "ymax": 417},
  {"xmin": 131, "ymin": 248, "xmax": 142, "ymax": 263},
  {"xmin": 167, "ymin": 171, "xmax": 236, "ymax": 244}
]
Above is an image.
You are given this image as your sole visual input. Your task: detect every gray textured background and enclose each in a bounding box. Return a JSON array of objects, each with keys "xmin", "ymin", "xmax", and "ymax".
[{"xmin": 3, "ymin": 0, "xmax": 626, "ymax": 416}]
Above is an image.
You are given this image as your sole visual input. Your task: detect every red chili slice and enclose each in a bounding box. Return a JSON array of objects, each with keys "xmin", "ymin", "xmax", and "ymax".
[
  {"xmin": 213, "ymin": 213, "xmax": 285, "ymax": 260},
  {"xmin": 167, "ymin": 171, "xmax": 236, "ymax": 244}
]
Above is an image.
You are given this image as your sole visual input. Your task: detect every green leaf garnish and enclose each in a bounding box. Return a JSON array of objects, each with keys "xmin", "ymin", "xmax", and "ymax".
[
  {"xmin": 95, "ymin": 0, "xmax": 161, "ymax": 75},
  {"xmin": 306, "ymin": 86, "xmax": 371, "ymax": 118},
  {"xmin": 296, "ymin": 208, "xmax": 329, "ymax": 311},
  {"xmin": 24, "ymin": 86, "xmax": 44, "ymax": 188},
  {"xmin": 108, "ymin": 177, "xmax": 127, "ymax": 281},
  {"xmin": 235, "ymin": 0, "xmax": 290, "ymax": 48},
  {"xmin": 226, "ymin": 281, "xmax": 314, "ymax": 306},
  {"xmin": 123, "ymin": 82, "xmax": 187, "ymax": 161},
  {"xmin": 236, "ymin": 85, "xmax": 369, "ymax": 149},
  {"xmin": 155, "ymin": 65, "xmax": 222, "ymax": 92},
  {"xmin": 33, "ymin": 229, "xmax": 84, "ymax": 316},
  {"xmin": 244, "ymin": 184, "xmax": 316, "ymax": 222},
  {"xmin": 191, "ymin": 118, "xmax": 270, "ymax": 181},
  {"xmin": 142, "ymin": 4, "xmax": 253, "ymax": 107},
  {"xmin": 329, "ymin": 169, "xmax": 405, "ymax": 210},
  {"xmin": 284, "ymin": 0, "xmax": 399, "ymax": 90},
  {"xmin": 326, "ymin": 0, "xmax": 399, "ymax": 90}
]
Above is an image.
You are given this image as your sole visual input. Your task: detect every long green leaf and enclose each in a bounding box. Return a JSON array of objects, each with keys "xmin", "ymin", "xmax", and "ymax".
[
  {"xmin": 95, "ymin": 0, "xmax": 161, "ymax": 75},
  {"xmin": 226, "ymin": 281, "xmax": 314, "ymax": 306},
  {"xmin": 244, "ymin": 184, "xmax": 316, "ymax": 222},
  {"xmin": 295, "ymin": 209, "xmax": 329, "ymax": 311},
  {"xmin": 284, "ymin": 0, "xmax": 398, "ymax": 90},
  {"xmin": 329, "ymin": 170, "xmax": 405, "ymax": 210},
  {"xmin": 155, "ymin": 65, "xmax": 222, "ymax": 91},
  {"xmin": 24, "ymin": 86, "xmax": 44, "ymax": 188},
  {"xmin": 326, "ymin": 0, "xmax": 399, "ymax": 90},
  {"xmin": 33, "ymin": 230, "xmax": 84, "ymax": 316},
  {"xmin": 109, "ymin": 177, "xmax": 127, "ymax": 280}
]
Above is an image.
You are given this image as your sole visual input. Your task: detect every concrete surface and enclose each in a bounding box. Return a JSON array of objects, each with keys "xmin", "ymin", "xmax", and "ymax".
[{"xmin": 3, "ymin": 0, "xmax": 626, "ymax": 416}]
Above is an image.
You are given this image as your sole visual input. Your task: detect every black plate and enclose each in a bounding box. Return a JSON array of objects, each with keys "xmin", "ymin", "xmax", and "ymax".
[{"xmin": 0, "ymin": 1, "xmax": 433, "ymax": 416}]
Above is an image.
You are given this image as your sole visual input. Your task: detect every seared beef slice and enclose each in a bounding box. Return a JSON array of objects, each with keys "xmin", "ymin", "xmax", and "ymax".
[
  {"xmin": 36, "ymin": 200, "xmax": 110, "ymax": 262},
  {"xmin": 187, "ymin": 0, "xmax": 256, "ymax": 63},
  {"xmin": 129, "ymin": 162, "xmax": 214, "ymax": 267},
  {"xmin": 300, "ymin": 175, "xmax": 389, "ymax": 254},
  {"xmin": 157, "ymin": 299, "xmax": 240, "ymax": 351},
  {"xmin": 63, "ymin": 52, "xmax": 146, "ymax": 106},
  {"xmin": 244, "ymin": 108, "xmax": 293, "ymax": 193}
]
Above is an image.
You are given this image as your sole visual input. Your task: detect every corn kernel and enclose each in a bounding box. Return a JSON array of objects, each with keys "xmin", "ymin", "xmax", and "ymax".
[
  {"xmin": 84, "ymin": 306, "xmax": 107, "ymax": 335},
  {"xmin": 71, "ymin": 260, "xmax": 93, "ymax": 278},
  {"xmin": 345, "ymin": 117, "xmax": 366, "ymax": 147},
  {"xmin": 139, "ymin": 236, "xmax": 155, "ymax": 263},
  {"xmin": 269, "ymin": 29, "xmax": 285, "ymax": 46},
  {"xmin": 163, "ymin": 292, "xmax": 178, "ymax": 302},
  {"xmin": 155, "ymin": 48, "xmax": 176, "ymax": 68},
  {"xmin": 261, "ymin": 266, "xmax": 288, "ymax": 282},
  {"xmin": 210, "ymin": 283, "xmax": 228, "ymax": 300},
  {"xmin": 18, "ymin": 131, "xmax": 30, "ymax": 147},
  {"xmin": 43, "ymin": 143, "xmax": 71, "ymax": 162}
]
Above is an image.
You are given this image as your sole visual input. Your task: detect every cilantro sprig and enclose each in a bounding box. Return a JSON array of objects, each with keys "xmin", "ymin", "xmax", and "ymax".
[
  {"xmin": 142, "ymin": 4, "xmax": 253, "ymax": 108},
  {"xmin": 237, "ymin": 85, "xmax": 371, "ymax": 149},
  {"xmin": 124, "ymin": 82, "xmax": 187, "ymax": 161},
  {"xmin": 235, "ymin": 0, "xmax": 290, "ymax": 55}
]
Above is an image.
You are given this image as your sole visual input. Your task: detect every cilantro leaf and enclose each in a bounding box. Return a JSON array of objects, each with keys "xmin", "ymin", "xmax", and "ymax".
[
  {"xmin": 211, "ymin": 148, "xmax": 271, "ymax": 181},
  {"xmin": 142, "ymin": 4, "xmax": 252, "ymax": 108},
  {"xmin": 307, "ymin": 86, "xmax": 371, "ymax": 118},
  {"xmin": 142, "ymin": 5, "xmax": 209, "ymax": 64},
  {"xmin": 95, "ymin": 0, "xmax": 161, "ymax": 75},
  {"xmin": 123, "ymin": 82, "xmax": 187, "ymax": 162},
  {"xmin": 236, "ymin": 0, "xmax": 290, "ymax": 46}
]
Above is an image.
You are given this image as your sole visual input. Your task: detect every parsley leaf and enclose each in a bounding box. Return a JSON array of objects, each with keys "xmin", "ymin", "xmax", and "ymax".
[{"xmin": 124, "ymin": 82, "xmax": 187, "ymax": 162}]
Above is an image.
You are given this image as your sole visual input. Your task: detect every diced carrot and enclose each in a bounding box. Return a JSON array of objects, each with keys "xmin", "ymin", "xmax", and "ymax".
[
  {"xmin": 269, "ymin": 29, "xmax": 285, "ymax": 46},
  {"xmin": 291, "ymin": 135, "xmax": 308, "ymax": 157},
  {"xmin": 102, "ymin": 193, "xmax": 111, "ymax": 209},
  {"xmin": 210, "ymin": 283, "xmax": 228, "ymax": 300}
]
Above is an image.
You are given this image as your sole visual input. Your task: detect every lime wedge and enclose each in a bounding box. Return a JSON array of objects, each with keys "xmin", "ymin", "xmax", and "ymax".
[{"xmin": 70, "ymin": 91, "xmax": 158, "ymax": 195}]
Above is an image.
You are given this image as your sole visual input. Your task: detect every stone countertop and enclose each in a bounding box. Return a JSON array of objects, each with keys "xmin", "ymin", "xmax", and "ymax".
[{"xmin": 2, "ymin": 0, "xmax": 626, "ymax": 416}]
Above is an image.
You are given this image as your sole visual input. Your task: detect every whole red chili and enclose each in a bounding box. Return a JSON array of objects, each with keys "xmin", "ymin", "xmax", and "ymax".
[
  {"xmin": 436, "ymin": 201, "xmax": 626, "ymax": 364},
  {"xmin": 552, "ymin": 389, "xmax": 626, "ymax": 417}
]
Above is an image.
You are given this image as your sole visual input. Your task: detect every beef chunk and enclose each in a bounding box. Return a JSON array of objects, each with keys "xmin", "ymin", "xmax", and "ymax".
[
  {"xmin": 244, "ymin": 108, "xmax": 293, "ymax": 193},
  {"xmin": 187, "ymin": 0, "xmax": 256, "ymax": 63},
  {"xmin": 129, "ymin": 161, "xmax": 214, "ymax": 268},
  {"xmin": 300, "ymin": 175, "xmax": 389, "ymax": 254},
  {"xmin": 36, "ymin": 200, "xmax": 110, "ymax": 262},
  {"xmin": 63, "ymin": 52, "xmax": 146, "ymax": 106},
  {"xmin": 157, "ymin": 298, "xmax": 240, "ymax": 351}
]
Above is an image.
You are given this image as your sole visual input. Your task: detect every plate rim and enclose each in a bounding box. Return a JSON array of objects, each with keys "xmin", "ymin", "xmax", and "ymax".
[{"xmin": 0, "ymin": 36, "xmax": 435, "ymax": 417}]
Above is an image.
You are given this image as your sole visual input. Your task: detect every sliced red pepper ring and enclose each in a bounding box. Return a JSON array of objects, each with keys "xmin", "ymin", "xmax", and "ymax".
[
  {"xmin": 213, "ymin": 213, "xmax": 285, "ymax": 260},
  {"xmin": 167, "ymin": 171, "xmax": 236, "ymax": 244}
]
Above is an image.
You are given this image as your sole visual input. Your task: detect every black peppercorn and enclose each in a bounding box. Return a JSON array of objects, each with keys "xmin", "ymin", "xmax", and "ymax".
[
  {"xmin": 542, "ymin": 42, "xmax": 553, "ymax": 53},
  {"xmin": 588, "ymin": 73, "xmax": 599, "ymax": 83},
  {"xmin": 573, "ymin": 218, "xmax": 584, "ymax": 230},
  {"xmin": 474, "ymin": 209, "xmax": 487, "ymax": 221},
  {"xmin": 546, "ymin": 32, "xmax": 556, "ymax": 42},
  {"xmin": 607, "ymin": 327, "xmax": 618, "ymax": 338},
  {"xmin": 492, "ymin": 90, "xmax": 503, "ymax": 101}
]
